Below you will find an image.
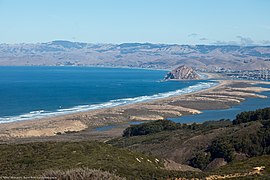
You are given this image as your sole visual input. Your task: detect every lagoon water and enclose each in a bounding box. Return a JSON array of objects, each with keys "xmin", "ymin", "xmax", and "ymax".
[
  {"xmin": 95, "ymin": 84, "xmax": 270, "ymax": 132},
  {"xmin": 0, "ymin": 66, "xmax": 215, "ymax": 123},
  {"xmin": 169, "ymin": 84, "xmax": 270, "ymax": 123}
]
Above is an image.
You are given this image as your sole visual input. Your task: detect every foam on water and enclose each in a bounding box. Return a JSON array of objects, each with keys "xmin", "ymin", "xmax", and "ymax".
[{"xmin": 0, "ymin": 81, "xmax": 217, "ymax": 123}]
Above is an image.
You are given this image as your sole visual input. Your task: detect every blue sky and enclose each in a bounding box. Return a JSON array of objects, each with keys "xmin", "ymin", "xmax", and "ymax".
[{"xmin": 0, "ymin": 0, "xmax": 269, "ymax": 45}]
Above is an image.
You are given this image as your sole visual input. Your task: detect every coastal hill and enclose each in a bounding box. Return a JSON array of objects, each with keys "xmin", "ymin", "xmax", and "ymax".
[
  {"xmin": 164, "ymin": 65, "xmax": 200, "ymax": 80},
  {"xmin": 108, "ymin": 107, "xmax": 270, "ymax": 178},
  {"xmin": 1, "ymin": 41, "xmax": 270, "ymax": 70},
  {"xmin": 1, "ymin": 108, "xmax": 270, "ymax": 179}
]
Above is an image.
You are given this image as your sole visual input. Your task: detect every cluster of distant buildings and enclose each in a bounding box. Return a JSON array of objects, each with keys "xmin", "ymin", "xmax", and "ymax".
[
  {"xmin": 196, "ymin": 66, "xmax": 270, "ymax": 81},
  {"xmin": 225, "ymin": 69, "xmax": 270, "ymax": 81}
]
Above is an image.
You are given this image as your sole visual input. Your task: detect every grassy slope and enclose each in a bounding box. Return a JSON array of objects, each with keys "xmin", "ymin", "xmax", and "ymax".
[
  {"xmin": 1, "ymin": 119, "xmax": 269, "ymax": 179},
  {"xmin": 1, "ymin": 140, "xmax": 268, "ymax": 179},
  {"xmin": 108, "ymin": 120, "xmax": 270, "ymax": 179},
  {"xmin": 0, "ymin": 141, "xmax": 204, "ymax": 179},
  {"xmin": 210, "ymin": 155, "xmax": 270, "ymax": 179},
  {"xmin": 108, "ymin": 120, "xmax": 234, "ymax": 163}
]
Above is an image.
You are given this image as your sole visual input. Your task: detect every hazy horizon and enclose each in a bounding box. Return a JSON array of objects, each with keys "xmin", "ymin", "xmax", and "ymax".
[
  {"xmin": 1, "ymin": 39, "xmax": 270, "ymax": 47},
  {"xmin": 0, "ymin": 0, "xmax": 269, "ymax": 45}
]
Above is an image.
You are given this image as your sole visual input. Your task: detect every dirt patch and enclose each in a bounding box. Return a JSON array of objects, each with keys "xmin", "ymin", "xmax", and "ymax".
[{"xmin": 164, "ymin": 159, "xmax": 201, "ymax": 172}]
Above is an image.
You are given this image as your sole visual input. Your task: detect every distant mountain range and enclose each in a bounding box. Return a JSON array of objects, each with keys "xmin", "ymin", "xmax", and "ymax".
[{"xmin": 1, "ymin": 40, "xmax": 270, "ymax": 70}]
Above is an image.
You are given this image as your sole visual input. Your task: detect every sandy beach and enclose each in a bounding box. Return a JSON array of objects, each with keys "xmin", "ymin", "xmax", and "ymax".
[{"xmin": 1, "ymin": 78, "xmax": 270, "ymax": 143}]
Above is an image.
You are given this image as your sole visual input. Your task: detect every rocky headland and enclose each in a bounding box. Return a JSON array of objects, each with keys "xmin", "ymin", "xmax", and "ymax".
[{"xmin": 164, "ymin": 65, "xmax": 200, "ymax": 80}]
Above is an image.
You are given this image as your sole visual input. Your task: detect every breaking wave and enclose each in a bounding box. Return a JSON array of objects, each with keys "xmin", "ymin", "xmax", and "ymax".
[{"xmin": 0, "ymin": 81, "xmax": 217, "ymax": 123}]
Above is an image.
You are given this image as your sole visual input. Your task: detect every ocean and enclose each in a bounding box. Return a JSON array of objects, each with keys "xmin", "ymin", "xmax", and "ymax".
[{"xmin": 0, "ymin": 66, "xmax": 216, "ymax": 123}]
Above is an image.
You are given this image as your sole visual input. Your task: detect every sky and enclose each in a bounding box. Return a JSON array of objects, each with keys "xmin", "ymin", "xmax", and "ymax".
[{"xmin": 0, "ymin": 0, "xmax": 269, "ymax": 45}]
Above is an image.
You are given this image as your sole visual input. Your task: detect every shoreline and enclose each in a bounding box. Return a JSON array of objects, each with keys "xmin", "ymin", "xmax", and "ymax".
[
  {"xmin": 1, "ymin": 79, "xmax": 270, "ymax": 142},
  {"xmin": 0, "ymin": 79, "xmax": 216, "ymax": 124},
  {"xmin": 0, "ymin": 64, "xmax": 171, "ymax": 72},
  {"xmin": 0, "ymin": 66, "xmax": 221, "ymax": 124},
  {"xmin": 0, "ymin": 65, "xmax": 175, "ymax": 124}
]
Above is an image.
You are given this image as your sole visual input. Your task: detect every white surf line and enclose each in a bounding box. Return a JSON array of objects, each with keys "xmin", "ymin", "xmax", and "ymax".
[{"xmin": 0, "ymin": 81, "xmax": 218, "ymax": 123}]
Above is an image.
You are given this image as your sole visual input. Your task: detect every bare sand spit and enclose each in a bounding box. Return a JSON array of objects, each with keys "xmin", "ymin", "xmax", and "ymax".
[{"xmin": 0, "ymin": 80, "xmax": 270, "ymax": 140}]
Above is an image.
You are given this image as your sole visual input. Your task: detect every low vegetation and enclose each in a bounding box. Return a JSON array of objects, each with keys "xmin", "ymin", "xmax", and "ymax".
[
  {"xmin": 43, "ymin": 168, "xmax": 125, "ymax": 180},
  {"xmin": 109, "ymin": 107, "xmax": 270, "ymax": 178},
  {"xmin": 123, "ymin": 119, "xmax": 231, "ymax": 137},
  {"xmin": 0, "ymin": 141, "xmax": 204, "ymax": 179},
  {"xmin": 123, "ymin": 120, "xmax": 181, "ymax": 137},
  {"xmin": 190, "ymin": 108, "xmax": 270, "ymax": 170},
  {"xmin": 210, "ymin": 155, "xmax": 270, "ymax": 179},
  {"xmin": 233, "ymin": 107, "xmax": 270, "ymax": 124},
  {"xmin": 2, "ymin": 107, "xmax": 270, "ymax": 179}
]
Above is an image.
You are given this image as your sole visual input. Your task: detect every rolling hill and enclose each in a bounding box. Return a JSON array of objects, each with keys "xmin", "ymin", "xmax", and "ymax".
[{"xmin": 1, "ymin": 41, "xmax": 270, "ymax": 70}]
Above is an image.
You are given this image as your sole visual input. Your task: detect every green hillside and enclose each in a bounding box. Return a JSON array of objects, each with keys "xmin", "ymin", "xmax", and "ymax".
[
  {"xmin": 108, "ymin": 107, "xmax": 270, "ymax": 178},
  {"xmin": 0, "ymin": 141, "xmax": 204, "ymax": 179},
  {"xmin": 1, "ymin": 107, "xmax": 270, "ymax": 179}
]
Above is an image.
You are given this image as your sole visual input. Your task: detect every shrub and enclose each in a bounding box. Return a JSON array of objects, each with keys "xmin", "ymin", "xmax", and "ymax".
[
  {"xmin": 208, "ymin": 139, "xmax": 234, "ymax": 162},
  {"xmin": 43, "ymin": 168, "xmax": 125, "ymax": 180},
  {"xmin": 123, "ymin": 120, "xmax": 181, "ymax": 137},
  {"xmin": 233, "ymin": 107, "xmax": 270, "ymax": 125},
  {"xmin": 189, "ymin": 152, "xmax": 211, "ymax": 170}
]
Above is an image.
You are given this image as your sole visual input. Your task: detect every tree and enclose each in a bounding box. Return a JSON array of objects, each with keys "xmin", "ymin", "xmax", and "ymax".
[
  {"xmin": 208, "ymin": 139, "xmax": 234, "ymax": 162},
  {"xmin": 189, "ymin": 152, "xmax": 211, "ymax": 170}
]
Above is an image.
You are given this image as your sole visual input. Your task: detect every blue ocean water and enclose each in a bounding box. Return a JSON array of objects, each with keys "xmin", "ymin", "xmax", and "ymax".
[{"xmin": 0, "ymin": 66, "xmax": 216, "ymax": 123}]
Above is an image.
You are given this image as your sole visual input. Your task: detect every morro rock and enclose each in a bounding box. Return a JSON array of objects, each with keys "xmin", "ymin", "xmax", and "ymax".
[{"xmin": 165, "ymin": 65, "xmax": 200, "ymax": 80}]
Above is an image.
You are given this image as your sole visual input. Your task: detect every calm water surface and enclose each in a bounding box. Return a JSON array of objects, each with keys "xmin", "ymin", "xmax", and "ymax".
[{"xmin": 0, "ymin": 66, "xmax": 215, "ymax": 123}]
